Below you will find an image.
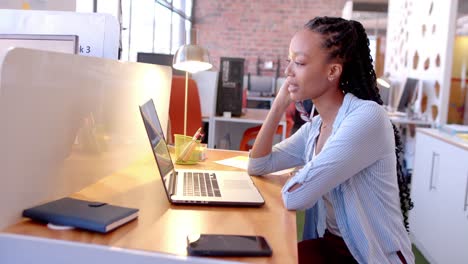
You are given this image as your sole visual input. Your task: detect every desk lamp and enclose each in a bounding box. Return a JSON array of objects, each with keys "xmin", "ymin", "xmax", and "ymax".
[{"xmin": 172, "ymin": 34, "xmax": 212, "ymax": 136}]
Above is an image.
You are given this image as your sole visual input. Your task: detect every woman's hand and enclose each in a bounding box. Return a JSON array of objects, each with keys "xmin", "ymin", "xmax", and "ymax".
[{"xmin": 272, "ymin": 80, "xmax": 292, "ymax": 113}]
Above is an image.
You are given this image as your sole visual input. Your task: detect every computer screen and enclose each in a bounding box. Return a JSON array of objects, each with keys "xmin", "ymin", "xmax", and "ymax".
[
  {"xmin": 0, "ymin": 34, "xmax": 78, "ymax": 54},
  {"xmin": 136, "ymin": 52, "xmax": 184, "ymax": 76},
  {"xmin": 397, "ymin": 78, "xmax": 419, "ymax": 112},
  {"xmin": 379, "ymin": 87, "xmax": 390, "ymax": 106},
  {"xmin": 247, "ymin": 75, "xmax": 274, "ymax": 96}
]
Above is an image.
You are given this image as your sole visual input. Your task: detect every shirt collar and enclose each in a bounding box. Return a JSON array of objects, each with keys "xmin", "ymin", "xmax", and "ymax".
[
  {"xmin": 310, "ymin": 92, "xmax": 356, "ymax": 133},
  {"xmin": 332, "ymin": 93, "xmax": 356, "ymax": 130}
]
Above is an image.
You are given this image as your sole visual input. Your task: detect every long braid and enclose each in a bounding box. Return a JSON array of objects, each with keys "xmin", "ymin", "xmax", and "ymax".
[
  {"xmin": 393, "ymin": 122, "xmax": 414, "ymax": 231},
  {"xmin": 305, "ymin": 17, "xmax": 414, "ymax": 231}
]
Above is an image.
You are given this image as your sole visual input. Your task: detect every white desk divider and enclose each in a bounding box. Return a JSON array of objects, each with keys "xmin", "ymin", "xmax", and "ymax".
[
  {"xmin": 0, "ymin": 234, "xmax": 239, "ymax": 264},
  {"xmin": 0, "ymin": 48, "xmax": 172, "ymax": 229},
  {"xmin": 0, "ymin": 9, "xmax": 119, "ymax": 59}
]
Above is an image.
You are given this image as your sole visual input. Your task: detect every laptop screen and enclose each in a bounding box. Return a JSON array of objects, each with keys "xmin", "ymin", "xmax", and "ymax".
[{"xmin": 139, "ymin": 99, "xmax": 174, "ymax": 192}]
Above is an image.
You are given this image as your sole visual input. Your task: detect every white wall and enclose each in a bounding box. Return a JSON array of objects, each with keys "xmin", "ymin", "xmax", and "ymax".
[
  {"xmin": 384, "ymin": 0, "xmax": 459, "ymax": 124},
  {"xmin": 0, "ymin": 0, "xmax": 75, "ymax": 11}
]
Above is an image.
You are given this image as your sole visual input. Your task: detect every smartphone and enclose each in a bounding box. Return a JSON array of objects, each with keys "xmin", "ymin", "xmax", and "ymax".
[{"xmin": 186, "ymin": 234, "xmax": 272, "ymax": 257}]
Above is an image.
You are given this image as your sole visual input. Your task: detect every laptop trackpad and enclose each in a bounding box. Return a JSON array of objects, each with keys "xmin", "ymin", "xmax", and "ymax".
[{"xmin": 222, "ymin": 179, "xmax": 252, "ymax": 190}]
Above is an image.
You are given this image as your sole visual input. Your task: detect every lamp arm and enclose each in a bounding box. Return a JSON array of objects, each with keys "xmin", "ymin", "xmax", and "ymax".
[{"xmin": 184, "ymin": 71, "xmax": 188, "ymax": 136}]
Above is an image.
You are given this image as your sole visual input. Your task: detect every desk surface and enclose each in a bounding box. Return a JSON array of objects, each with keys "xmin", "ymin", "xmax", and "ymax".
[
  {"xmin": 388, "ymin": 116, "xmax": 433, "ymax": 126},
  {"xmin": 387, "ymin": 111, "xmax": 433, "ymax": 126},
  {"xmin": 2, "ymin": 149, "xmax": 297, "ymax": 263},
  {"xmin": 417, "ymin": 128, "xmax": 468, "ymax": 151},
  {"xmin": 247, "ymin": 96, "xmax": 275, "ymax": 102}
]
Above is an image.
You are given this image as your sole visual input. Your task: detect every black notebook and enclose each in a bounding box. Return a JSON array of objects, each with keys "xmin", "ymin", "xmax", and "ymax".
[{"xmin": 22, "ymin": 197, "xmax": 139, "ymax": 233}]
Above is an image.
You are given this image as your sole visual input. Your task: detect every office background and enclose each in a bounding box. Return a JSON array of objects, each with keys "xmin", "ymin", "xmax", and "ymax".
[
  {"xmin": 9, "ymin": 0, "xmax": 464, "ymax": 125},
  {"xmin": 1, "ymin": 1, "xmax": 468, "ymax": 264}
]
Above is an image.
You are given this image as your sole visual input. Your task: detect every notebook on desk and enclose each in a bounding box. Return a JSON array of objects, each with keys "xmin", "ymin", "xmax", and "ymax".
[
  {"xmin": 22, "ymin": 197, "xmax": 139, "ymax": 233},
  {"xmin": 139, "ymin": 99, "xmax": 264, "ymax": 206}
]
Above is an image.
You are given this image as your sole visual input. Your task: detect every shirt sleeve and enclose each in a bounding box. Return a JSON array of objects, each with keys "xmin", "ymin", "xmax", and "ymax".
[
  {"xmin": 282, "ymin": 103, "xmax": 395, "ymax": 210},
  {"xmin": 247, "ymin": 123, "xmax": 310, "ymax": 176}
]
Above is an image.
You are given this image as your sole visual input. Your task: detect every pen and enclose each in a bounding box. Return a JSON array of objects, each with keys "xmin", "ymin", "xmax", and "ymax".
[
  {"xmin": 192, "ymin": 127, "xmax": 204, "ymax": 141},
  {"xmin": 178, "ymin": 127, "xmax": 204, "ymax": 162}
]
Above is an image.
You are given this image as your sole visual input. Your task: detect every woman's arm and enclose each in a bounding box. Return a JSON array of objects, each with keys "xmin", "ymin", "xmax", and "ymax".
[
  {"xmin": 250, "ymin": 81, "xmax": 292, "ymax": 158},
  {"xmin": 248, "ymin": 123, "xmax": 308, "ymax": 175},
  {"xmin": 282, "ymin": 103, "xmax": 394, "ymax": 210}
]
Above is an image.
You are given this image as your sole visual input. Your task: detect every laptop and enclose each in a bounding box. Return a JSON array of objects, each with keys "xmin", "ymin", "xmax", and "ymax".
[{"xmin": 139, "ymin": 99, "xmax": 265, "ymax": 206}]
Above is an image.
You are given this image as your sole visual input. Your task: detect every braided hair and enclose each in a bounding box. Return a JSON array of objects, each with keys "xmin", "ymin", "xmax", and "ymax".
[{"xmin": 305, "ymin": 17, "xmax": 414, "ymax": 231}]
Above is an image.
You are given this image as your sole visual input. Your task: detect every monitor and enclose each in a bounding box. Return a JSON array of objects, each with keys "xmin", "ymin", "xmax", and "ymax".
[
  {"xmin": 247, "ymin": 74, "xmax": 274, "ymax": 97},
  {"xmin": 136, "ymin": 52, "xmax": 185, "ymax": 76},
  {"xmin": 0, "ymin": 34, "xmax": 78, "ymax": 54},
  {"xmin": 397, "ymin": 78, "xmax": 419, "ymax": 112}
]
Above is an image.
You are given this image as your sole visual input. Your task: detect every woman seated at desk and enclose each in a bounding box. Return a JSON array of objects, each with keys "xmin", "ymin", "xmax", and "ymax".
[{"xmin": 248, "ymin": 17, "xmax": 414, "ymax": 264}]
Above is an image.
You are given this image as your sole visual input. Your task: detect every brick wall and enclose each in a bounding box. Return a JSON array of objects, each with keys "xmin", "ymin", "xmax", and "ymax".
[{"xmin": 193, "ymin": 0, "xmax": 346, "ymax": 77}]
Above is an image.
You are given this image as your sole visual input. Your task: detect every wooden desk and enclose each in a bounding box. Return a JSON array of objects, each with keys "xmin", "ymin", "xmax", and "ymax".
[
  {"xmin": 207, "ymin": 108, "xmax": 287, "ymax": 150},
  {"xmin": 2, "ymin": 149, "xmax": 297, "ymax": 263}
]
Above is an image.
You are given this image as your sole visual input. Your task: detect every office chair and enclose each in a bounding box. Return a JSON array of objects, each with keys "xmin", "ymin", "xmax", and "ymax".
[
  {"xmin": 239, "ymin": 102, "xmax": 295, "ymax": 151},
  {"xmin": 168, "ymin": 76, "xmax": 203, "ymax": 144}
]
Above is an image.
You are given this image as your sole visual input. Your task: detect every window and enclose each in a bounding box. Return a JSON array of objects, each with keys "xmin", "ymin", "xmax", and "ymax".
[
  {"xmin": 76, "ymin": 0, "xmax": 193, "ymax": 61},
  {"xmin": 122, "ymin": 0, "xmax": 193, "ymax": 61}
]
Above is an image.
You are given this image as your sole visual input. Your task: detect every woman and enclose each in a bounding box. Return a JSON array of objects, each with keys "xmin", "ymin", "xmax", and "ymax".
[{"xmin": 248, "ymin": 17, "xmax": 414, "ymax": 264}]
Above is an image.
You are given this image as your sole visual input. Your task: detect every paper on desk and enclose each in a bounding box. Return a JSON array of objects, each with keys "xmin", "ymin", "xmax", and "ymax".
[
  {"xmin": 215, "ymin": 156, "xmax": 295, "ymax": 175},
  {"xmin": 215, "ymin": 156, "xmax": 249, "ymax": 170}
]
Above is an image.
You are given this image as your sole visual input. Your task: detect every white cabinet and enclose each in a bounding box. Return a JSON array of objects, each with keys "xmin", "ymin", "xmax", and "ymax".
[
  {"xmin": 410, "ymin": 129, "xmax": 468, "ymax": 264},
  {"xmin": 439, "ymin": 148, "xmax": 468, "ymax": 263}
]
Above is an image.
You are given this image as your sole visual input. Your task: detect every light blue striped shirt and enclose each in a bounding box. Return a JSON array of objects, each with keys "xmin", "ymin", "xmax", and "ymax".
[{"xmin": 248, "ymin": 93, "xmax": 414, "ymax": 264}]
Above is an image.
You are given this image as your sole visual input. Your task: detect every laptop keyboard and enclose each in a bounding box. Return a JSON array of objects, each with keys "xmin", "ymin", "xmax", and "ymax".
[{"xmin": 183, "ymin": 172, "xmax": 221, "ymax": 197}]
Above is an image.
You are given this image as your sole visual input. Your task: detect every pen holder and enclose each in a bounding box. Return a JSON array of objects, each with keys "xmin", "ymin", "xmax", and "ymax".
[
  {"xmin": 197, "ymin": 143, "xmax": 208, "ymax": 161},
  {"xmin": 174, "ymin": 134, "xmax": 201, "ymax": 165}
]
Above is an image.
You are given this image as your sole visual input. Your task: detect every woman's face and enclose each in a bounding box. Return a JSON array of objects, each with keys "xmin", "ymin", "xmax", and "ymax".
[{"xmin": 285, "ymin": 29, "xmax": 338, "ymax": 101}]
